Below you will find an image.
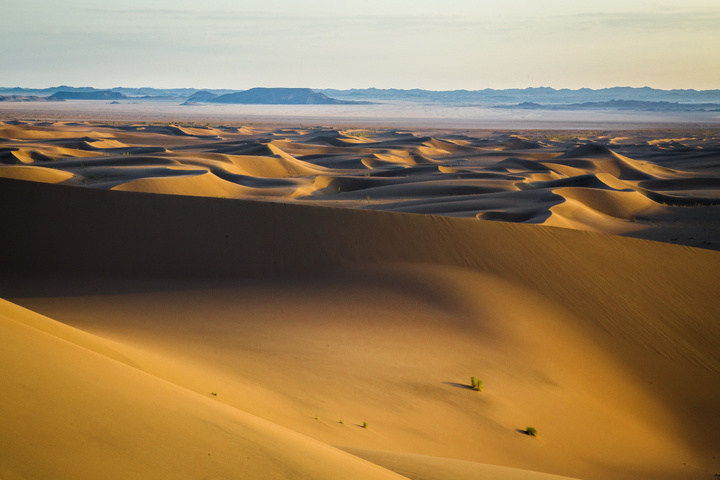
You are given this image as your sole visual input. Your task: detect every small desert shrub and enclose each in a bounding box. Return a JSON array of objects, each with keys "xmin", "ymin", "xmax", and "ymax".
[
  {"xmin": 362, "ymin": 421, "xmax": 367, "ymax": 429},
  {"xmin": 470, "ymin": 376, "xmax": 483, "ymax": 391},
  {"xmin": 526, "ymin": 427, "xmax": 538, "ymax": 437}
]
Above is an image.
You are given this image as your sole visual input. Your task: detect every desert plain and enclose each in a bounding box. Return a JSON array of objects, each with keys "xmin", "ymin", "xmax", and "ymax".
[{"xmin": 1, "ymin": 111, "xmax": 720, "ymax": 480}]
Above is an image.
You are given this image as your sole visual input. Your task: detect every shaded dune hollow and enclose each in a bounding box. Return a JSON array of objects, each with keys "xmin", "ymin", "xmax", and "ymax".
[{"xmin": 1, "ymin": 122, "xmax": 720, "ymax": 480}]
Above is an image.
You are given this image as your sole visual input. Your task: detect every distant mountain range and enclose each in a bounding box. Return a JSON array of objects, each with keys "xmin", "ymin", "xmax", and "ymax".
[
  {"xmin": 1, "ymin": 85, "xmax": 720, "ymax": 109},
  {"xmin": 0, "ymin": 87, "xmax": 365, "ymax": 105},
  {"xmin": 49, "ymin": 91, "xmax": 126, "ymax": 100},
  {"xmin": 0, "ymin": 85, "xmax": 233, "ymax": 97},
  {"xmin": 0, "ymin": 95, "xmax": 64, "ymax": 102},
  {"xmin": 317, "ymin": 86, "xmax": 720, "ymax": 105},
  {"xmin": 496, "ymin": 100, "xmax": 720, "ymax": 112},
  {"xmin": 185, "ymin": 88, "xmax": 368, "ymax": 105}
]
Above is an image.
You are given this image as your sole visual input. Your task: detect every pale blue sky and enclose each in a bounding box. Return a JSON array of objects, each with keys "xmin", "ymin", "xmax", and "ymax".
[{"xmin": 2, "ymin": 0, "xmax": 718, "ymax": 90}]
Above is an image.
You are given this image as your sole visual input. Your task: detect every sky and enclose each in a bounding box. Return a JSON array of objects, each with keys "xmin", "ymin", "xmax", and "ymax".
[{"xmin": 1, "ymin": 0, "xmax": 719, "ymax": 91}]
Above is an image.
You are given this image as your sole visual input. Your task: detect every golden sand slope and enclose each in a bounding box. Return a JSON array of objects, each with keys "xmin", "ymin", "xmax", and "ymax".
[
  {"xmin": 1, "ymin": 122, "xmax": 720, "ymax": 250},
  {"xmin": 0, "ymin": 299, "xmax": 408, "ymax": 480},
  {"xmin": 2, "ymin": 175, "xmax": 720, "ymax": 479}
]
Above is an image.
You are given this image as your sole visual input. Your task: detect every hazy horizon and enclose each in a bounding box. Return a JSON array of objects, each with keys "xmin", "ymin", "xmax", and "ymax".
[
  {"xmin": 3, "ymin": 84, "xmax": 720, "ymax": 93},
  {"xmin": 2, "ymin": 0, "xmax": 719, "ymax": 91}
]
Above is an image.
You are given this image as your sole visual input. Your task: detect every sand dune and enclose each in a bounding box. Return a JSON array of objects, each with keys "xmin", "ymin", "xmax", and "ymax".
[
  {"xmin": 0, "ymin": 299, "xmax": 408, "ymax": 480},
  {"xmin": 1, "ymin": 122, "xmax": 718, "ymax": 249},
  {"xmin": 345, "ymin": 449, "xmax": 582, "ymax": 480},
  {"xmin": 545, "ymin": 186, "xmax": 663, "ymax": 233},
  {"xmin": 2, "ymin": 174, "xmax": 720, "ymax": 479},
  {"xmin": 546, "ymin": 144, "xmax": 678, "ymax": 180},
  {"xmin": 0, "ymin": 164, "xmax": 75, "ymax": 183},
  {"xmin": 1, "ymin": 122, "xmax": 720, "ymax": 479}
]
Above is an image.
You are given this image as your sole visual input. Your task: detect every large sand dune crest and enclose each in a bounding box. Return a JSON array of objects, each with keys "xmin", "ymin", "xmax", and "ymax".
[
  {"xmin": 2, "ymin": 174, "xmax": 720, "ymax": 479},
  {"xmin": 2, "ymin": 177, "xmax": 718, "ymax": 369}
]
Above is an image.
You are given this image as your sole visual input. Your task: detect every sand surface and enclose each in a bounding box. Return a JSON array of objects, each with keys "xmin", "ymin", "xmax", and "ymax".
[
  {"xmin": 1, "ymin": 120, "xmax": 720, "ymax": 480},
  {"xmin": 1, "ymin": 121, "xmax": 720, "ymax": 250}
]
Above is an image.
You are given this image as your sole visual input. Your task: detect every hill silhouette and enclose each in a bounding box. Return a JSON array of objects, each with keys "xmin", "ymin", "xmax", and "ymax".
[{"xmin": 210, "ymin": 87, "xmax": 365, "ymax": 105}]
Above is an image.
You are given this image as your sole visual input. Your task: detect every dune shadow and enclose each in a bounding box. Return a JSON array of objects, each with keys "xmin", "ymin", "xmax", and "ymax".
[{"xmin": 441, "ymin": 381, "xmax": 474, "ymax": 390}]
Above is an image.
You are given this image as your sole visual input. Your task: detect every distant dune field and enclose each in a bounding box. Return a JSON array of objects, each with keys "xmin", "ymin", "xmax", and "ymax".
[
  {"xmin": 1, "ymin": 120, "xmax": 720, "ymax": 480},
  {"xmin": 1, "ymin": 121, "xmax": 719, "ymax": 249}
]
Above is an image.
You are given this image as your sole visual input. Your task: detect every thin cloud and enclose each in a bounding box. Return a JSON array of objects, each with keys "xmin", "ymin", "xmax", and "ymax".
[{"xmin": 564, "ymin": 8, "xmax": 720, "ymax": 31}]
